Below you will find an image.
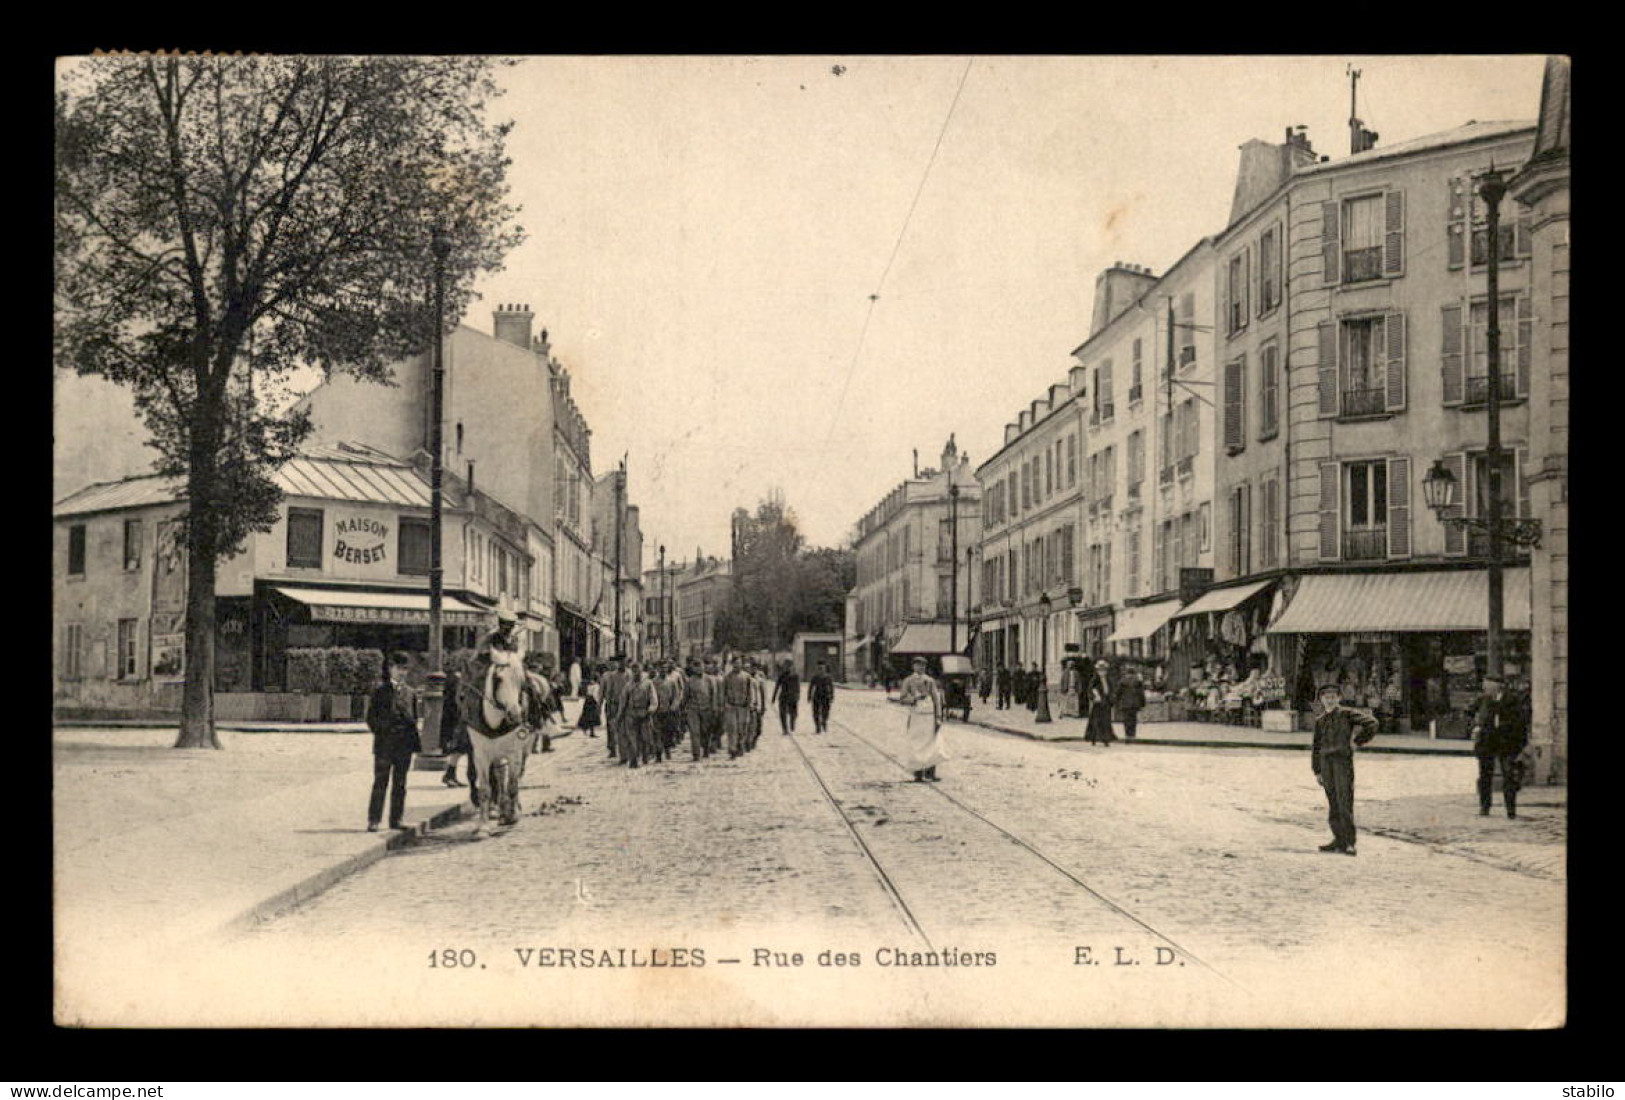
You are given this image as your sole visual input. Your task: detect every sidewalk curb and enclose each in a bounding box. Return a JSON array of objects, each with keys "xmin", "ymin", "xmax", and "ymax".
[
  {"xmin": 222, "ymin": 800, "xmax": 471, "ymax": 935},
  {"xmin": 965, "ymin": 718, "xmax": 1474, "ymax": 756}
]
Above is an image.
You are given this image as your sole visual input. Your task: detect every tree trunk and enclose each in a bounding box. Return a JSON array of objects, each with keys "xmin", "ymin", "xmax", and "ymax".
[{"xmin": 175, "ymin": 412, "xmax": 221, "ymax": 749}]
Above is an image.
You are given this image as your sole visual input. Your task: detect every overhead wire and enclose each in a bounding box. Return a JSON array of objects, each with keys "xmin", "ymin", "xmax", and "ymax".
[{"xmin": 823, "ymin": 58, "xmax": 975, "ymax": 444}]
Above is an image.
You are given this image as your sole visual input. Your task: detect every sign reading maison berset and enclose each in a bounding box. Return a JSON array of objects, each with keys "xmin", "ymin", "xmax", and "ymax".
[{"xmin": 333, "ymin": 515, "xmax": 390, "ymax": 567}]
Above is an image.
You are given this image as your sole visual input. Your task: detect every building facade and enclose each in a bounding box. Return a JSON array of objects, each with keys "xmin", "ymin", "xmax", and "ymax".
[
  {"xmin": 1208, "ymin": 119, "xmax": 1540, "ymax": 733},
  {"xmin": 643, "ymin": 558, "xmax": 688, "ymax": 663},
  {"xmin": 1511, "ymin": 56, "xmax": 1570, "ymax": 783},
  {"xmin": 851, "ymin": 436, "xmax": 980, "ymax": 680},
  {"xmin": 675, "ymin": 557, "xmax": 732, "ymax": 662}
]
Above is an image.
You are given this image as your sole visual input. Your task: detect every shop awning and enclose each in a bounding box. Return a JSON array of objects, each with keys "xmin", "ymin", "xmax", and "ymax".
[
  {"xmin": 1106, "ymin": 598, "xmax": 1184, "ymax": 643},
  {"xmin": 1174, "ymin": 579, "xmax": 1275, "ymax": 619},
  {"xmin": 1268, "ymin": 569, "xmax": 1531, "ymax": 633},
  {"xmin": 890, "ymin": 623, "xmax": 966, "ymax": 656},
  {"xmin": 273, "ymin": 586, "xmax": 490, "ymax": 626}
]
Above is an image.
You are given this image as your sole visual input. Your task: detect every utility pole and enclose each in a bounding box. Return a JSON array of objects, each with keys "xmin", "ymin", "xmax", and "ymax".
[
  {"xmin": 949, "ymin": 479, "xmax": 960, "ymax": 655},
  {"xmin": 614, "ymin": 456, "xmax": 625, "ymax": 659},
  {"xmin": 1480, "ymin": 167, "xmax": 1508, "ymax": 681},
  {"xmin": 423, "ymin": 227, "xmax": 450, "ymax": 751},
  {"xmin": 659, "ymin": 543, "xmax": 667, "ymax": 661}
]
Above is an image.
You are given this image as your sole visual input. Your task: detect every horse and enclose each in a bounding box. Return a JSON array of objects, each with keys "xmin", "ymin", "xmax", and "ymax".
[{"xmin": 464, "ymin": 646, "xmax": 532, "ymax": 834}]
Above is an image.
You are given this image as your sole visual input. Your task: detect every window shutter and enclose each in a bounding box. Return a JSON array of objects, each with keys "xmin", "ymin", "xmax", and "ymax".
[
  {"xmin": 1384, "ymin": 310, "xmax": 1407, "ymax": 412},
  {"xmin": 1443, "ymin": 452, "xmax": 1467, "ymax": 556},
  {"xmin": 1516, "ymin": 446, "xmax": 1529, "ymax": 521},
  {"xmin": 1516, "ymin": 214, "xmax": 1532, "ymax": 257},
  {"xmin": 1384, "ymin": 189, "xmax": 1405, "ymax": 276},
  {"xmin": 1447, "ymin": 177, "xmax": 1466, "ymax": 268},
  {"xmin": 1322, "ymin": 201, "xmax": 1341, "ymax": 286},
  {"xmin": 1318, "ymin": 320, "xmax": 1338, "ymax": 417},
  {"xmin": 1224, "ymin": 356, "xmax": 1244, "ymax": 453},
  {"xmin": 1242, "ymin": 246, "xmax": 1251, "ymax": 326},
  {"xmin": 1386, "ymin": 456, "xmax": 1411, "ymax": 558},
  {"xmin": 1441, "ymin": 301, "xmax": 1465, "ymax": 406},
  {"xmin": 1318, "ymin": 463, "xmax": 1340, "ymax": 561},
  {"xmin": 1242, "ymin": 482, "xmax": 1253, "ymax": 575},
  {"xmin": 1517, "ymin": 295, "xmax": 1533, "ymax": 397}
]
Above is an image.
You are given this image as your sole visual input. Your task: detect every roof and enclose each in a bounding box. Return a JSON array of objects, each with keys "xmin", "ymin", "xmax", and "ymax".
[
  {"xmin": 1529, "ymin": 56, "xmax": 1571, "ymax": 164},
  {"xmin": 53, "ymin": 443, "xmax": 436, "ymax": 519},
  {"xmin": 1267, "ymin": 569, "xmax": 1530, "ymax": 634},
  {"xmin": 1295, "ymin": 120, "xmax": 1535, "ymax": 177}
]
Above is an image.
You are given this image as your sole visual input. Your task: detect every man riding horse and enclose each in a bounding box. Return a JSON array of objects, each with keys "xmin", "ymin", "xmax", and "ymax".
[{"xmin": 461, "ymin": 610, "xmax": 552, "ymax": 835}]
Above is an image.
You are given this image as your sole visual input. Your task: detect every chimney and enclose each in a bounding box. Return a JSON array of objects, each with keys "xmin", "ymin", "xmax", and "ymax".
[
  {"xmin": 1005, "ymin": 422, "xmax": 1020, "ymax": 445},
  {"xmin": 913, "ymin": 449, "xmax": 919, "ymax": 477},
  {"xmin": 940, "ymin": 433, "xmax": 958, "ymax": 472},
  {"xmin": 1090, "ymin": 262, "xmax": 1158, "ymax": 337},
  {"xmin": 1069, "ymin": 363, "xmax": 1089, "ymax": 394},
  {"xmin": 1229, "ymin": 138, "xmax": 1293, "ymax": 226},
  {"xmin": 532, "ymin": 326, "xmax": 551, "ymax": 358},
  {"xmin": 493, "ymin": 303, "xmax": 534, "ymax": 350},
  {"xmin": 1286, "ymin": 125, "xmax": 1317, "ymax": 169}
]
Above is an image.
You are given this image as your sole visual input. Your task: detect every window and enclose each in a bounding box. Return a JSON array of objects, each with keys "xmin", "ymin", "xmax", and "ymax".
[
  {"xmin": 1259, "ymin": 341, "xmax": 1280, "ymax": 439},
  {"xmin": 1127, "ymin": 431, "xmax": 1145, "ymax": 496},
  {"xmin": 1045, "ymin": 448, "xmax": 1054, "ymax": 498},
  {"xmin": 68, "ymin": 523, "xmax": 86, "ymax": 576},
  {"xmin": 117, "ymin": 618, "xmax": 138, "ymax": 680},
  {"xmin": 1007, "ymin": 549, "xmax": 1018, "ymax": 602},
  {"xmin": 1099, "ymin": 359, "xmax": 1114, "ymax": 420},
  {"xmin": 1159, "ymin": 410, "xmax": 1175, "ymax": 482},
  {"xmin": 1227, "ymin": 250, "xmax": 1250, "ymax": 335},
  {"xmin": 1177, "ymin": 399, "xmax": 1198, "ymax": 474},
  {"xmin": 1229, "ymin": 484, "xmax": 1252, "ymax": 576},
  {"xmin": 1127, "ymin": 529, "xmax": 1141, "ymax": 598},
  {"xmin": 1258, "ymin": 225, "xmax": 1281, "ymax": 315},
  {"xmin": 1101, "ymin": 446, "xmax": 1115, "ymax": 510},
  {"xmin": 1131, "ymin": 339, "xmax": 1144, "ymax": 402},
  {"xmin": 1066, "ymin": 435, "xmax": 1077, "ymax": 488},
  {"xmin": 1465, "ymin": 449, "xmax": 1526, "ymax": 557},
  {"xmin": 1447, "ymin": 174, "xmax": 1532, "ymax": 269},
  {"xmin": 901, "ymin": 578, "xmax": 911, "ymax": 616},
  {"xmin": 1178, "ymin": 293, "xmax": 1197, "ymax": 370},
  {"xmin": 938, "ymin": 518, "xmax": 954, "ymax": 563},
  {"xmin": 1171, "ymin": 516, "xmax": 1185, "ymax": 582},
  {"xmin": 287, "ymin": 508, "xmax": 323, "ymax": 569},
  {"xmin": 1102, "ymin": 541, "xmax": 1112, "ymax": 604},
  {"xmin": 1341, "ymin": 316, "xmax": 1388, "ymax": 418},
  {"xmin": 1061, "ymin": 524, "xmax": 1076, "ymax": 586},
  {"xmin": 61, "ymin": 623, "xmax": 84, "ymax": 680},
  {"xmin": 1260, "ymin": 477, "xmax": 1281, "ymax": 569},
  {"xmin": 1198, "ymin": 501, "xmax": 1211, "ymax": 554},
  {"xmin": 1341, "ymin": 194, "xmax": 1385, "ymax": 282},
  {"xmin": 1021, "ymin": 464, "xmax": 1031, "ymax": 510},
  {"xmin": 937, "ymin": 574, "xmax": 953, "ymax": 616},
  {"xmin": 1460, "ymin": 295, "xmax": 1529, "ymax": 405},
  {"xmin": 1223, "ymin": 355, "xmax": 1247, "ymax": 454},
  {"xmin": 1343, "ymin": 460, "xmax": 1389, "ymax": 561},
  {"xmin": 398, "ymin": 517, "xmax": 431, "ymax": 576},
  {"xmin": 123, "ymin": 519, "xmax": 142, "ymax": 571}
]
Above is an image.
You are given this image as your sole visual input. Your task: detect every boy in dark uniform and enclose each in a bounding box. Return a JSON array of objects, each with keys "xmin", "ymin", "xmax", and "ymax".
[
  {"xmin": 1311, "ymin": 683, "xmax": 1379, "ymax": 856},
  {"xmin": 1472, "ymin": 675, "xmax": 1529, "ymax": 819}
]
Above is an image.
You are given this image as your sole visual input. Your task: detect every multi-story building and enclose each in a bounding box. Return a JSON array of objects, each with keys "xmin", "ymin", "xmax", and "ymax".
[
  {"xmin": 1209, "ymin": 119, "xmax": 1539, "ymax": 732},
  {"xmin": 1511, "ymin": 56, "xmax": 1569, "ymax": 782},
  {"xmin": 53, "ymin": 443, "xmax": 518, "ymax": 716},
  {"xmin": 643, "ymin": 557, "xmax": 688, "ymax": 663},
  {"xmin": 675, "ymin": 556, "xmax": 731, "ymax": 662},
  {"xmin": 850, "ymin": 436, "xmax": 980, "ymax": 680}
]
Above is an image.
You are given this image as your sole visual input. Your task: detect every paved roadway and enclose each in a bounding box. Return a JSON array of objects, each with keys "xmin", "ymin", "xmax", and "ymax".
[{"xmin": 228, "ymin": 689, "xmax": 1564, "ymax": 1028}]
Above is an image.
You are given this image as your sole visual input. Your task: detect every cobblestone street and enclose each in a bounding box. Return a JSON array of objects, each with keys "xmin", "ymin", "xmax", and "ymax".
[{"xmin": 201, "ymin": 690, "xmax": 1565, "ymax": 1027}]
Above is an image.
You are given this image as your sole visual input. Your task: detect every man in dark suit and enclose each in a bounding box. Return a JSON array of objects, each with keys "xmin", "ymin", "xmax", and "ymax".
[
  {"xmin": 366, "ymin": 650, "xmax": 422, "ymax": 832},
  {"xmin": 1311, "ymin": 683, "xmax": 1379, "ymax": 856},
  {"xmin": 1472, "ymin": 675, "xmax": 1529, "ymax": 819},
  {"xmin": 995, "ymin": 664, "xmax": 1012, "ymax": 710}
]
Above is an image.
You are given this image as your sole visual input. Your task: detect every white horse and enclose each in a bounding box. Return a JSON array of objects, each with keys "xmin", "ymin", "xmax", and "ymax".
[{"xmin": 467, "ymin": 647, "xmax": 531, "ymax": 834}]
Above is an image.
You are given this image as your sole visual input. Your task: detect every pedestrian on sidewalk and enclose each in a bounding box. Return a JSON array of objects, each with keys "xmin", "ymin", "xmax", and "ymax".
[
  {"xmin": 441, "ymin": 668, "xmax": 469, "ymax": 787},
  {"xmin": 1083, "ymin": 663, "xmax": 1117, "ymax": 746},
  {"xmin": 996, "ymin": 664, "xmax": 1012, "ymax": 710},
  {"xmin": 773, "ymin": 658, "xmax": 801, "ymax": 735},
  {"xmin": 808, "ymin": 661, "xmax": 834, "ymax": 733},
  {"xmin": 1472, "ymin": 675, "xmax": 1528, "ymax": 819},
  {"xmin": 601, "ymin": 657, "xmax": 628, "ymax": 761},
  {"xmin": 366, "ymin": 651, "xmax": 422, "ymax": 832},
  {"xmin": 577, "ymin": 671, "xmax": 602, "ymax": 737},
  {"xmin": 1311, "ymin": 683, "xmax": 1379, "ymax": 856},
  {"xmin": 749, "ymin": 661, "xmax": 768, "ymax": 750},
  {"xmin": 899, "ymin": 657, "xmax": 945, "ymax": 782},
  {"xmin": 1113, "ymin": 668, "xmax": 1147, "ymax": 742},
  {"xmin": 569, "ymin": 658, "xmax": 582, "ymax": 700},
  {"xmin": 977, "ymin": 666, "xmax": 993, "ymax": 706}
]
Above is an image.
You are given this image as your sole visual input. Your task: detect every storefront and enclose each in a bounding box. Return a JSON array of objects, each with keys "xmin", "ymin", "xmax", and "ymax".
[
  {"xmin": 1267, "ymin": 567, "xmax": 1531, "ymax": 736},
  {"xmin": 1167, "ymin": 579, "xmax": 1281, "ymax": 721},
  {"xmin": 556, "ymin": 601, "xmax": 593, "ymax": 671}
]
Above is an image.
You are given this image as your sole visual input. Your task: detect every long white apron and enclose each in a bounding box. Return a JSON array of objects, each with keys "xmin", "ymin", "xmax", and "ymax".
[{"xmin": 903, "ymin": 695, "xmax": 945, "ymax": 772}]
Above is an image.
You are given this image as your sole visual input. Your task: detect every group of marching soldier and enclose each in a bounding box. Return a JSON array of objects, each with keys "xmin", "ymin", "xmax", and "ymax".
[{"xmin": 583, "ymin": 655, "xmax": 835, "ymax": 768}]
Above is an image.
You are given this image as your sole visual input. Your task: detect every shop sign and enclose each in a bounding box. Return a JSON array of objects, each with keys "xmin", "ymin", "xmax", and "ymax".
[
  {"xmin": 151, "ymin": 633, "xmax": 185, "ymax": 681},
  {"xmin": 1179, "ymin": 567, "xmax": 1214, "ymax": 606},
  {"xmin": 309, "ymin": 604, "xmax": 487, "ymax": 626},
  {"xmin": 333, "ymin": 516, "xmax": 390, "ymax": 567}
]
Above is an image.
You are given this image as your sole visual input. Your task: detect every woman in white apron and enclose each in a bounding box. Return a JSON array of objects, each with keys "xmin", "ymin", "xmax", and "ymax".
[{"xmin": 898, "ymin": 657, "xmax": 946, "ymax": 782}]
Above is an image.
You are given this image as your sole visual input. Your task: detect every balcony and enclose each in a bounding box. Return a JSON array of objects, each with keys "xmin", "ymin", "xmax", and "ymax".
[
  {"xmin": 1463, "ymin": 374, "xmax": 1519, "ymax": 407},
  {"xmin": 1339, "ymin": 387, "xmax": 1387, "ymax": 419},
  {"xmin": 1342, "ymin": 246, "xmax": 1383, "ymax": 284},
  {"xmin": 1342, "ymin": 527, "xmax": 1388, "ymax": 561}
]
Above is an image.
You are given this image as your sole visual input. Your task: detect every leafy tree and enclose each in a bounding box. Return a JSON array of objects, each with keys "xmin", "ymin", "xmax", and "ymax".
[
  {"xmin": 55, "ymin": 56, "xmax": 523, "ymax": 747},
  {"xmin": 718, "ymin": 496, "xmax": 855, "ymax": 651}
]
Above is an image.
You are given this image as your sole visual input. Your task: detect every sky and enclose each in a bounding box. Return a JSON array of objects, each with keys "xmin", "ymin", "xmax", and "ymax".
[{"xmin": 331, "ymin": 55, "xmax": 1550, "ymax": 562}]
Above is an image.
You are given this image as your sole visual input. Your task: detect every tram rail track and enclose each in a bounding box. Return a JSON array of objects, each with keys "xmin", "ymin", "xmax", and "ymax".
[{"xmin": 784, "ymin": 708, "xmax": 1235, "ymax": 987}]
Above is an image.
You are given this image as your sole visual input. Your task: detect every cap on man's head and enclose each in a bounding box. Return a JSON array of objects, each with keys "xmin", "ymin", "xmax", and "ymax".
[
  {"xmin": 1317, "ymin": 683, "xmax": 1342, "ymax": 696},
  {"xmin": 389, "ymin": 650, "xmax": 411, "ymax": 667}
]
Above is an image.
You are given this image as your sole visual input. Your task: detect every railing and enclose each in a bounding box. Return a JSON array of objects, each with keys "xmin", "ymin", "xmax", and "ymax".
[
  {"xmin": 1343, "ymin": 247, "xmax": 1383, "ymax": 283},
  {"xmin": 1128, "ymin": 385, "xmax": 1143, "ymax": 405},
  {"xmin": 1159, "ymin": 465, "xmax": 1175, "ymax": 486},
  {"xmin": 1464, "ymin": 374, "xmax": 1519, "ymax": 405},
  {"xmin": 1340, "ymin": 387, "xmax": 1387, "ymax": 418},
  {"xmin": 1100, "ymin": 402, "xmax": 1115, "ymax": 421},
  {"xmin": 1179, "ymin": 345, "xmax": 1197, "ymax": 369},
  {"xmin": 1177, "ymin": 456, "xmax": 1194, "ymax": 478},
  {"xmin": 1342, "ymin": 527, "xmax": 1388, "ymax": 561}
]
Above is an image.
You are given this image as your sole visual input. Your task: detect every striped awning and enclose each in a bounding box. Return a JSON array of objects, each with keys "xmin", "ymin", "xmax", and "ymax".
[
  {"xmin": 1173, "ymin": 579, "xmax": 1275, "ymax": 619},
  {"xmin": 1106, "ymin": 598, "xmax": 1183, "ymax": 643},
  {"xmin": 1268, "ymin": 569, "xmax": 1531, "ymax": 633}
]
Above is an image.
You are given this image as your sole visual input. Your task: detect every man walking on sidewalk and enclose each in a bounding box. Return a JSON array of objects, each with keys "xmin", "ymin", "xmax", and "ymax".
[
  {"xmin": 366, "ymin": 651, "xmax": 422, "ymax": 832},
  {"xmin": 1472, "ymin": 675, "xmax": 1528, "ymax": 819},
  {"xmin": 1113, "ymin": 669, "xmax": 1147, "ymax": 741},
  {"xmin": 1311, "ymin": 683, "xmax": 1379, "ymax": 856},
  {"xmin": 996, "ymin": 664, "xmax": 1012, "ymax": 710},
  {"xmin": 808, "ymin": 661, "xmax": 834, "ymax": 733},
  {"xmin": 772, "ymin": 658, "xmax": 801, "ymax": 735}
]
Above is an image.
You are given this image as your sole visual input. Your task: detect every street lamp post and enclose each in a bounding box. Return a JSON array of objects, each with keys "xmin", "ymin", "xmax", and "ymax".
[
  {"xmin": 966, "ymin": 545, "xmax": 976, "ymax": 669},
  {"xmin": 422, "ymin": 226, "xmax": 451, "ymax": 752},
  {"xmin": 1422, "ymin": 166, "xmax": 1541, "ymax": 688},
  {"xmin": 1035, "ymin": 592, "xmax": 1053, "ymax": 724}
]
